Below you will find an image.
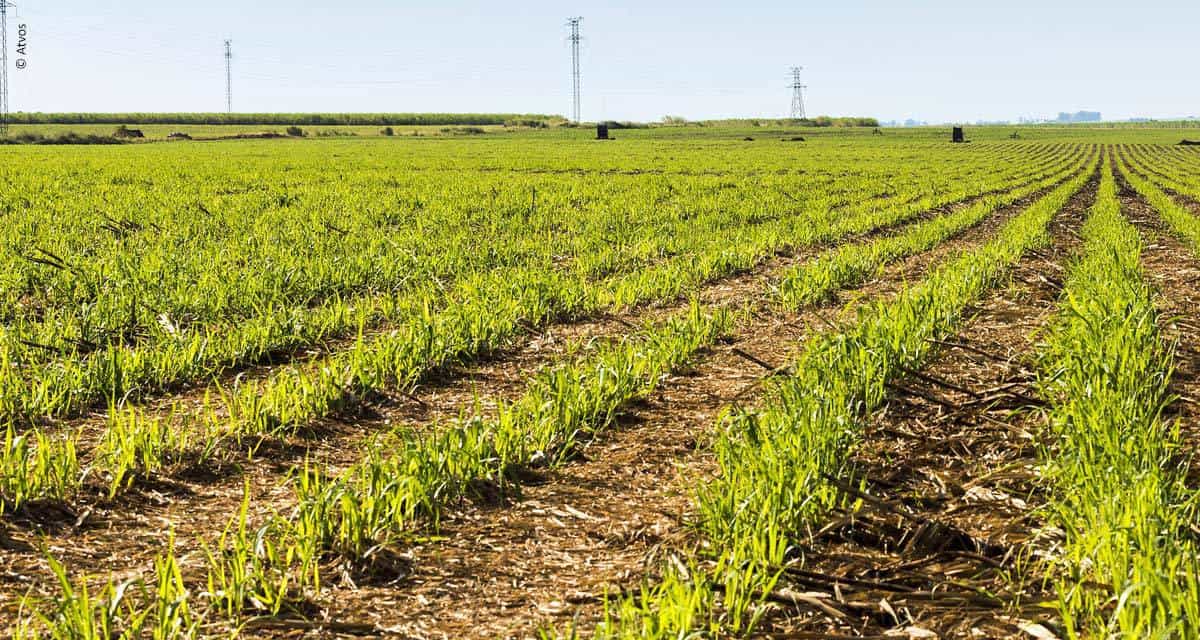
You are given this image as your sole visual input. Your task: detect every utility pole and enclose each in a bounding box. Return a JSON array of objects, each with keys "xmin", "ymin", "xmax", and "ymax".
[
  {"xmin": 224, "ymin": 39, "xmax": 233, "ymax": 114},
  {"xmin": 567, "ymin": 17, "xmax": 582, "ymax": 123},
  {"xmin": 0, "ymin": 0, "xmax": 9, "ymax": 135},
  {"xmin": 789, "ymin": 66, "xmax": 807, "ymax": 120}
]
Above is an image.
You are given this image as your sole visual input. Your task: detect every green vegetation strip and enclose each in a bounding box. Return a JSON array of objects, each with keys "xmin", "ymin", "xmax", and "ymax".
[
  {"xmin": 4, "ymin": 112, "xmax": 557, "ymax": 126},
  {"xmin": 574, "ymin": 157, "xmax": 1095, "ymax": 638},
  {"xmin": 1035, "ymin": 160, "xmax": 1200, "ymax": 636}
]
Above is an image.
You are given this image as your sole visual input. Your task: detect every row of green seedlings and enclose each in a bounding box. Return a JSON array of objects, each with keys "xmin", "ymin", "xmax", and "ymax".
[
  {"xmin": 1035, "ymin": 159, "xmax": 1200, "ymax": 636},
  {"xmin": 10, "ymin": 303, "xmax": 733, "ymax": 636},
  {"xmin": 1116, "ymin": 149, "xmax": 1200, "ymax": 252},
  {"xmin": 776, "ymin": 147, "xmax": 1094, "ymax": 307},
  {"xmin": 1, "ymin": 143, "xmax": 1070, "ymax": 425},
  {"xmin": 1117, "ymin": 144, "xmax": 1196, "ymax": 200},
  {"xmin": 1, "ymin": 398, "xmax": 213, "ymax": 509},
  {"xmin": 11, "ymin": 538, "xmax": 197, "ymax": 640},
  {"xmin": 0, "ymin": 148, "xmax": 1088, "ymax": 514},
  {"xmin": 1122, "ymin": 144, "xmax": 1200, "ymax": 198},
  {"xmin": 565, "ymin": 158, "xmax": 1097, "ymax": 638},
  {"xmin": 776, "ymin": 142, "xmax": 1064, "ymax": 230},
  {"xmin": 1122, "ymin": 142, "xmax": 1200, "ymax": 205}
]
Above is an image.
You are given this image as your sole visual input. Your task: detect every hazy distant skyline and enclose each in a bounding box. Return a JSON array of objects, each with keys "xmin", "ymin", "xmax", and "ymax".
[{"xmin": 6, "ymin": 1, "xmax": 1198, "ymax": 122}]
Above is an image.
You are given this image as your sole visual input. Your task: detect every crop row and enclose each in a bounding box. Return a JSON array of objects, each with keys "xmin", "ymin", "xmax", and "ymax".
[
  {"xmin": 1117, "ymin": 147, "xmax": 1200, "ymax": 252},
  {"xmin": 1035, "ymin": 157, "xmax": 1199, "ymax": 636},
  {"xmin": 1123, "ymin": 144, "xmax": 1200, "ymax": 188}
]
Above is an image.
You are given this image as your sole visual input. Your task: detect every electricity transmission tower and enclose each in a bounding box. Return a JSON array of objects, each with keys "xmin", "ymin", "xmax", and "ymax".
[
  {"xmin": 224, "ymin": 40, "xmax": 233, "ymax": 114},
  {"xmin": 789, "ymin": 66, "xmax": 807, "ymax": 120},
  {"xmin": 0, "ymin": 0, "xmax": 9, "ymax": 135},
  {"xmin": 567, "ymin": 17, "xmax": 583, "ymax": 123}
]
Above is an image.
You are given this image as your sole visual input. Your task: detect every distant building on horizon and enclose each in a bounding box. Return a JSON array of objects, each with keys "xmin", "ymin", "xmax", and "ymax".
[{"xmin": 1057, "ymin": 110, "xmax": 1102, "ymax": 123}]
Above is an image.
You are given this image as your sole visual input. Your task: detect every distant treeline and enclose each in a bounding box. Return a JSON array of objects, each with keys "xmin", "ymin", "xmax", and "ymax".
[
  {"xmin": 708, "ymin": 116, "xmax": 880, "ymax": 128},
  {"xmin": 4, "ymin": 112, "xmax": 563, "ymax": 126},
  {"xmin": 0, "ymin": 132, "xmax": 125, "ymax": 145}
]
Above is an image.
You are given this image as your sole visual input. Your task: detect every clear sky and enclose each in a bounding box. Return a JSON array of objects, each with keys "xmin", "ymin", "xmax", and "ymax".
[{"xmin": 6, "ymin": 0, "xmax": 1198, "ymax": 122}]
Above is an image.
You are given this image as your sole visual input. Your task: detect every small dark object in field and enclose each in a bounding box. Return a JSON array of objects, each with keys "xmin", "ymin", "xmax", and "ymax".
[
  {"xmin": 781, "ymin": 136, "xmax": 805, "ymax": 142},
  {"xmin": 1180, "ymin": 140, "xmax": 1200, "ymax": 146},
  {"xmin": 167, "ymin": 132, "xmax": 192, "ymax": 141},
  {"xmin": 597, "ymin": 123, "xmax": 610, "ymax": 140},
  {"xmin": 743, "ymin": 137, "xmax": 754, "ymax": 141},
  {"xmin": 381, "ymin": 126, "xmax": 395, "ymax": 136},
  {"xmin": 286, "ymin": 126, "xmax": 305, "ymax": 137},
  {"xmin": 113, "ymin": 125, "xmax": 144, "ymax": 139},
  {"xmin": 873, "ymin": 128, "xmax": 883, "ymax": 135},
  {"xmin": 952, "ymin": 127, "xmax": 965, "ymax": 143}
]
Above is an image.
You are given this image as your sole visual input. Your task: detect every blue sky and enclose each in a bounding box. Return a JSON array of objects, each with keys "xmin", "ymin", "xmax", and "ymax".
[{"xmin": 7, "ymin": 1, "xmax": 1198, "ymax": 122}]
